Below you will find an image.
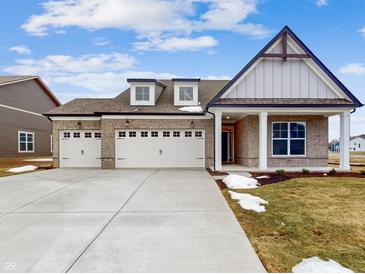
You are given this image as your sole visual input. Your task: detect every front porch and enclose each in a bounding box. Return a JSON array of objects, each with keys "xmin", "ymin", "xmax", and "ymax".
[{"xmin": 211, "ymin": 108, "xmax": 351, "ymax": 172}]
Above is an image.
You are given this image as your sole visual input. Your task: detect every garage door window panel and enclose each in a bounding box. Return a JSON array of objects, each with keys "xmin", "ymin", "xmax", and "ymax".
[{"xmin": 73, "ymin": 132, "xmax": 80, "ymax": 138}]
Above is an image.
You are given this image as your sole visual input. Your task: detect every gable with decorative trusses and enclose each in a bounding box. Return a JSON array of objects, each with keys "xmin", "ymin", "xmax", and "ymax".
[{"xmin": 209, "ymin": 26, "xmax": 362, "ymax": 108}]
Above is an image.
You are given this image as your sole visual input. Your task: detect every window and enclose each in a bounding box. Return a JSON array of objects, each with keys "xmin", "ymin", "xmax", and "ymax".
[
  {"xmin": 135, "ymin": 87, "xmax": 150, "ymax": 101},
  {"xmin": 179, "ymin": 87, "xmax": 194, "ymax": 101},
  {"xmin": 272, "ymin": 122, "xmax": 306, "ymax": 156},
  {"xmin": 18, "ymin": 131, "xmax": 34, "ymax": 152},
  {"xmin": 151, "ymin": 131, "xmax": 158, "ymax": 137},
  {"xmin": 73, "ymin": 132, "xmax": 80, "ymax": 138},
  {"xmin": 185, "ymin": 131, "xmax": 192, "ymax": 137},
  {"xmin": 129, "ymin": 131, "xmax": 136, "ymax": 137},
  {"xmin": 359, "ymin": 143, "xmax": 361, "ymax": 148},
  {"xmin": 85, "ymin": 132, "xmax": 92, "ymax": 138},
  {"xmin": 173, "ymin": 131, "xmax": 180, "ymax": 137},
  {"xmin": 163, "ymin": 131, "xmax": 170, "ymax": 137},
  {"xmin": 95, "ymin": 132, "xmax": 101, "ymax": 138},
  {"xmin": 195, "ymin": 131, "xmax": 202, "ymax": 138},
  {"xmin": 141, "ymin": 131, "xmax": 148, "ymax": 137},
  {"xmin": 119, "ymin": 131, "xmax": 126, "ymax": 138},
  {"xmin": 63, "ymin": 132, "xmax": 70, "ymax": 139}
]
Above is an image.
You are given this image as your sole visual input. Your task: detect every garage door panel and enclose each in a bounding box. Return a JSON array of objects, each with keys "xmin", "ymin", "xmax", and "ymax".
[
  {"xmin": 60, "ymin": 130, "xmax": 101, "ymax": 168},
  {"xmin": 115, "ymin": 130, "xmax": 205, "ymax": 168}
]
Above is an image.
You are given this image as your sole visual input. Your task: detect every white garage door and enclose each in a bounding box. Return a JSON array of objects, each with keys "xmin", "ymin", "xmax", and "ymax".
[
  {"xmin": 59, "ymin": 130, "xmax": 101, "ymax": 168},
  {"xmin": 115, "ymin": 129, "xmax": 205, "ymax": 168}
]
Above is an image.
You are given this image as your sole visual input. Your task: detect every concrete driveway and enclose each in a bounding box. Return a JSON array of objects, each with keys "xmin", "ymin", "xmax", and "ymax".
[{"xmin": 0, "ymin": 168, "xmax": 265, "ymax": 273}]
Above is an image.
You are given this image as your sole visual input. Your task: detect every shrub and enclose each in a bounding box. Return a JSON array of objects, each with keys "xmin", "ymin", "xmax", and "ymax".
[
  {"xmin": 302, "ymin": 168, "xmax": 310, "ymax": 174},
  {"xmin": 360, "ymin": 170, "xmax": 365, "ymax": 175},
  {"xmin": 276, "ymin": 169, "xmax": 285, "ymax": 175},
  {"xmin": 329, "ymin": 168, "xmax": 337, "ymax": 175}
]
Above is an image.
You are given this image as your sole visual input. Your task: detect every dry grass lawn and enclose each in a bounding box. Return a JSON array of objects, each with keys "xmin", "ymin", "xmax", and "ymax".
[
  {"xmin": 222, "ymin": 177, "xmax": 365, "ymax": 272},
  {"xmin": 0, "ymin": 157, "xmax": 52, "ymax": 177}
]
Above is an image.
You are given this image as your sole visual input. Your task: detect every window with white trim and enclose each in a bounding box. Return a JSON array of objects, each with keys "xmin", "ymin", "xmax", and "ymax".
[
  {"xmin": 195, "ymin": 131, "xmax": 202, "ymax": 138},
  {"xmin": 63, "ymin": 132, "xmax": 70, "ymax": 139},
  {"xmin": 18, "ymin": 131, "xmax": 34, "ymax": 152},
  {"xmin": 95, "ymin": 132, "xmax": 101, "ymax": 139},
  {"xmin": 272, "ymin": 122, "xmax": 306, "ymax": 156},
  {"xmin": 173, "ymin": 131, "xmax": 180, "ymax": 137},
  {"xmin": 119, "ymin": 131, "xmax": 126, "ymax": 138},
  {"xmin": 141, "ymin": 131, "xmax": 148, "ymax": 137},
  {"xmin": 129, "ymin": 131, "xmax": 136, "ymax": 137},
  {"xmin": 135, "ymin": 87, "xmax": 150, "ymax": 101},
  {"xmin": 163, "ymin": 131, "xmax": 170, "ymax": 137},
  {"xmin": 179, "ymin": 87, "xmax": 194, "ymax": 101},
  {"xmin": 73, "ymin": 132, "xmax": 80, "ymax": 138},
  {"xmin": 85, "ymin": 132, "xmax": 92, "ymax": 138},
  {"xmin": 151, "ymin": 131, "xmax": 158, "ymax": 137}
]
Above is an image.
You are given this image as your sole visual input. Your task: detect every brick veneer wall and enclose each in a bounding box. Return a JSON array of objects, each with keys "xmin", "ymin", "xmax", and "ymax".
[
  {"xmin": 52, "ymin": 118, "xmax": 213, "ymax": 169},
  {"xmin": 234, "ymin": 115, "xmax": 328, "ymax": 168}
]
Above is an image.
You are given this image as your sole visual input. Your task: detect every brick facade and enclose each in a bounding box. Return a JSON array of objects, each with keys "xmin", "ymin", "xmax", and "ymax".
[
  {"xmin": 234, "ymin": 115, "xmax": 328, "ymax": 168},
  {"xmin": 52, "ymin": 114, "xmax": 327, "ymax": 169},
  {"xmin": 52, "ymin": 118, "xmax": 213, "ymax": 169}
]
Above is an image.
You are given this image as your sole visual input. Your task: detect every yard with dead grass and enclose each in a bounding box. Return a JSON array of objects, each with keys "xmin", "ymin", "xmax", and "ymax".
[
  {"xmin": 0, "ymin": 157, "xmax": 52, "ymax": 177},
  {"xmin": 222, "ymin": 177, "xmax": 365, "ymax": 272}
]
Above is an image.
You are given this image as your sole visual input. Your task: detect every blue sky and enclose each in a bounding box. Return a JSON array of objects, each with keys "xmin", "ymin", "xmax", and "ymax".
[{"xmin": 0, "ymin": 0, "xmax": 364, "ymax": 139}]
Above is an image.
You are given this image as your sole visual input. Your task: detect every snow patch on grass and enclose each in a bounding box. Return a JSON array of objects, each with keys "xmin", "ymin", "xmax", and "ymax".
[
  {"xmin": 23, "ymin": 158, "xmax": 52, "ymax": 162},
  {"xmin": 292, "ymin": 257, "xmax": 353, "ymax": 273},
  {"xmin": 229, "ymin": 191, "xmax": 268, "ymax": 213},
  {"xmin": 223, "ymin": 174, "xmax": 259, "ymax": 189},
  {"xmin": 7, "ymin": 165, "xmax": 38, "ymax": 173},
  {"xmin": 256, "ymin": 175, "xmax": 270, "ymax": 179},
  {"xmin": 178, "ymin": 106, "xmax": 203, "ymax": 113}
]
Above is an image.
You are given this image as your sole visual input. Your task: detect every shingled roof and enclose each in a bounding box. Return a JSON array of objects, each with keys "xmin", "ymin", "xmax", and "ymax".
[{"xmin": 46, "ymin": 79, "xmax": 229, "ymax": 116}]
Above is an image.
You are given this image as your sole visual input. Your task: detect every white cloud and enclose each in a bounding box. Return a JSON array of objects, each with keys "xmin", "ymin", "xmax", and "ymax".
[
  {"xmin": 316, "ymin": 0, "xmax": 328, "ymax": 7},
  {"xmin": 21, "ymin": 0, "xmax": 269, "ymax": 50},
  {"xmin": 359, "ymin": 26, "xmax": 365, "ymax": 38},
  {"xmin": 339, "ymin": 63, "xmax": 365, "ymax": 75},
  {"xmin": 93, "ymin": 37, "xmax": 111, "ymax": 46},
  {"xmin": 8, "ymin": 45, "xmax": 31, "ymax": 55},
  {"xmin": 134, "ymin": 36, "xmax": 218, "ymax": 51},
  {"xmin": 3, "ymin": 52, "xmax": 136, "ymax": 75}
]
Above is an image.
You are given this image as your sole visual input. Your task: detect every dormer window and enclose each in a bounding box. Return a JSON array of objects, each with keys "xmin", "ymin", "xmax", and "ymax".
[
  {"xmin": 173, "ymin": 78, "xmax": 200, "ymax": 106},
  {"xmin": 127, "ymin": 79, "xmax": 166, "ymax": 106},
  {"xmin": 179, "ymin": 87, "xmax": 194, "ymax": 101},
  {"xmin": 135, "ymin": 87, "xmax": 150, "ymax": 101}
]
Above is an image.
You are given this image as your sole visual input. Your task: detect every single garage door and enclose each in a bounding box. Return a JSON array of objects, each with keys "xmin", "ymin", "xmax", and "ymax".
[
  {"xmin": 59, "ymin": 130, "xmax": 101, "ymax": 168},
  {"xmin": 115, "ymin": 129, "xmax": 205, "ymax": 168}
]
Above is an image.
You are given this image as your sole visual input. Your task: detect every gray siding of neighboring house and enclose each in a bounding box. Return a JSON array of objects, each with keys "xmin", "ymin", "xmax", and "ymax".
[
  {"xmin": 0, "ymin": 80, "xmax": 57, "ymax": 113},
  {"xmin": 0, "ymin": 80, "xmax": 58, "ymax": 157}
]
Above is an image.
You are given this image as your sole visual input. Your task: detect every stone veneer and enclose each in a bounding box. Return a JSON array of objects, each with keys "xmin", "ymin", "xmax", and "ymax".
[
  {"xmin": 52, "ymin": 118, "xmax": 213, "ymax": 169},
  {"xmin": 234, "ymin": 115, "xmax": 328, "ymax": 168}
]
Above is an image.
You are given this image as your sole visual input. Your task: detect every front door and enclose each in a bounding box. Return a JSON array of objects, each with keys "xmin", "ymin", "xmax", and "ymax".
[{"xmin": 222, "ymin": 126, "xmax": 234, "ymax": 163}]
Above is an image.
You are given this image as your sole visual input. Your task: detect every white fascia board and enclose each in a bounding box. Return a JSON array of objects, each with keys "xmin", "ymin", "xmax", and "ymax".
[
  {"xmin": 49, "ymin": 116, "xmax": 101, "ymax": 121},
  {"xmin": 208, "ymin": 106, "xmax": 354, "ymax": 115},
  {"xmin": 102, "ymin": 114, "xmax": 212, "ymax": 120}
]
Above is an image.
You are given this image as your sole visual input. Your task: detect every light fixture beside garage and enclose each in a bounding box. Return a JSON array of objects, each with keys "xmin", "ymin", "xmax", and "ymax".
[
  {"xmin": 190, "ymin": 120, "xmax": 195, "ymax": 128},
  {"xmin": 125, "ymin": 119, "xmax": 130, "ymax": 127},
  {"xmin": 77, "ymin": 121, "xmax": 82, "ymax": 128}
]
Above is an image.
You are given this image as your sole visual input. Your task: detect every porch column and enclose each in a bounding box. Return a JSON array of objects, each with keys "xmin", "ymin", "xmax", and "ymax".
[
  {"xmin": 259, "ymin": 112, "xmax": 268, "ymax": 170},
  {"xmin": 215, "ymin": 111, "xmax": 222, "ymax": 171},
  {"xmin": 340, "ymin": 111, "xmax": 350, "ymax": 171}
]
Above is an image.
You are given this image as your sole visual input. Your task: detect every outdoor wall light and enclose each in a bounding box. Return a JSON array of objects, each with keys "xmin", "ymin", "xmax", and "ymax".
[
  {"xmin": 125, "ymin": 119, "xmax": 130, "ymax": 127},
  {"xmin": 190, "ymin": 120, "xmax": 195, "ymax": 128}
]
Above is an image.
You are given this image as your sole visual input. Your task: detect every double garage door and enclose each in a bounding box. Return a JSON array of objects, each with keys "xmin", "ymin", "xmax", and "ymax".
[{"xmin": 59, "ymin": 129, "xmax": 205, "ymax": 168}]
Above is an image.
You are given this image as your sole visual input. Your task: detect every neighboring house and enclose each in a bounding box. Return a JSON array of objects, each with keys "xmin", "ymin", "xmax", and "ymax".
[
  {"xmin": 350, "ymin": 135, "xmax": 365, "ymax": 152},
  {"xmin": 329, "ymin": 139, "xmax": 340, "ymax": 152},
  {"xmin": 45, "ymin": 26, "xmax": 362, "ymax": 171},
  {"xmin": 0, "ymin": 76, "xmax": 60, "ymax": 157}
]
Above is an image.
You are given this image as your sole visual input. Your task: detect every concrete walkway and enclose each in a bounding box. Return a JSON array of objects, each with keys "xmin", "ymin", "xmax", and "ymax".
[{"xmin": 0, "ymin": 168, "xmax": 265, "ymax": 272}]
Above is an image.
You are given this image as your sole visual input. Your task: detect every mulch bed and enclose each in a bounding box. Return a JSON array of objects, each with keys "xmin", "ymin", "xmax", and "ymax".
[{"xmin": 213, "ymin": 171, "xmax": 365, "ymax": 190}]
